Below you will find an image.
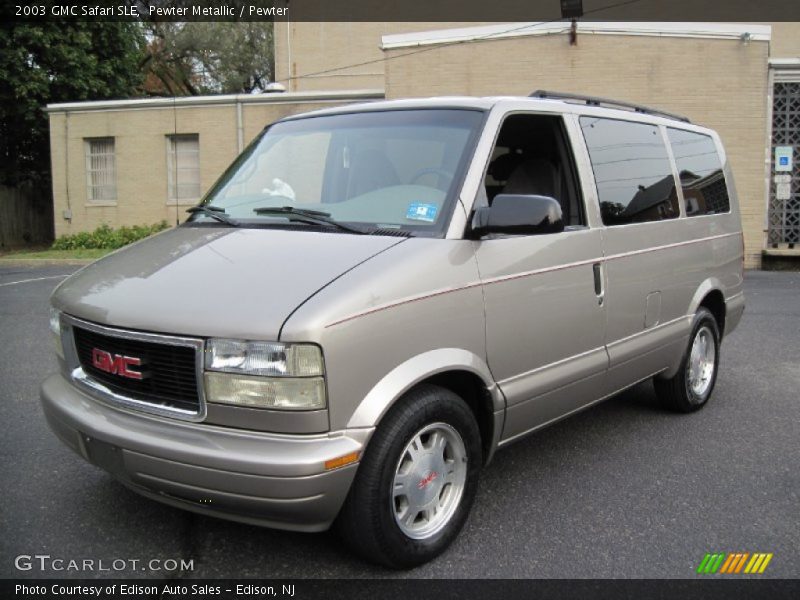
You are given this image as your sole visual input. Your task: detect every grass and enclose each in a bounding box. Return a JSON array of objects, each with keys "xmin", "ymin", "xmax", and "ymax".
[{"xmin": 0, "ymin": 247, "xmax": 112, "ymax": 260}]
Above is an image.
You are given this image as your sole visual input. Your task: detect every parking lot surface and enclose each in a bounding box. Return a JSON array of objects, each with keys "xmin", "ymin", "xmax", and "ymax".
[{"xmin": 1, "ymin": 265, "xmax": 797, "ymax": 578}]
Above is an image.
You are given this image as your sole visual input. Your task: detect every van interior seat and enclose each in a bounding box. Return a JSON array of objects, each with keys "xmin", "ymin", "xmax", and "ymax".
[
  {"xmin": 488, "ymin": 152, "xmax": 523, "ymax": 183},
  {"xmin": 347, "ymin": 148, "xmax": 400, "ymax": 197},
  {"xmin": 502, "ymin": 158, "xmax": 559, "ymax": 200}
]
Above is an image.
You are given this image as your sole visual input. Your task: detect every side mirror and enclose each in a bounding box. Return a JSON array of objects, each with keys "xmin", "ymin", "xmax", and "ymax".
[{"xmin": 471, "ymin": 194, "xmax": 564, "ymax": 237}]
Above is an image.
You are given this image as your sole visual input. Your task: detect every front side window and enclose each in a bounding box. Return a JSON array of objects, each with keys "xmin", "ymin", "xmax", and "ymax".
[
  {"xmin": 167, "ymin": 134, "xmax": 200, "ymax": 203},
  {"xmin": 195, "ymin": 109, "xmax": 484, "ymax": 235},
  {"xmin": 580, "ymin": 118, "xmax": 679, "ymax": 226},
  {"xmin": 85, "ymin": 137, "xmax": 116, "ymax": 202},
  {"xmin": 483, "ymin": 113, "xmax": 585, "ymax": 227},
  {"xmin": 667, "ymin": 128, "xmax": 730, "ymax": 215}
]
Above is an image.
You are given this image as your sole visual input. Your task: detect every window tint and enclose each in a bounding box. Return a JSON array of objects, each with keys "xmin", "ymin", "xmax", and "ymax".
[
  {"xmin": 580, "ymin": 117, "xmax": 679, "ymax": 226},
  {"xmin": 385, "ymin": 137, "xmax": 447, "ymax": 188},
  {"xmin": 201, "ymin": 110, "xmax": 483, "ymax": 234},
  {"xmin": 667, "ymin": 128, "xmax": 730, "ymax": 215},
  {"xmin": 483, "ymin": 114, "xmax": 585, "ymax": 227},
  {"xmin": 236, "ymin": 131, "xmax": 332, "ymax": 203}
]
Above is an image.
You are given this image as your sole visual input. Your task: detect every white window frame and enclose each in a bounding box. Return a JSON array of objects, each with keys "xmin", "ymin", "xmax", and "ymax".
[
  {"xmin": 84, "ymin": 137, "xmax": 117, "ymax": 204},
  {"xmin": 166, "ymin": 134, "xmax": 200, "ymax": 204}
]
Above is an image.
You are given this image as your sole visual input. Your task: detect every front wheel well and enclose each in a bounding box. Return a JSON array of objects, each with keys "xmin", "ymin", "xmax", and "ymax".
[
  {"xmin": 698, "ymin": 290, "xmax": 726, "ymax": 338},
  {"xmin": 411, "ymin": 370, "xmax": 495, "ymax": 463}
]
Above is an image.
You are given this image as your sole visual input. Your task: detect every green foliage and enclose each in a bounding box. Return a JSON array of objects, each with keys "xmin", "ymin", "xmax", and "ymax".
[
  {"xmin": 142, "ymin": 22, "xmax": 274, "ymax": 95},
  {"xmin": 0, "ymin": 22, "xmax": 146, "ymax": 185},
  {"xmin": 1, "ymin": 21, "xmax": 275, "ymax": 187},
  {"xmin": 51, "ymin": 221, "xmax": 169, "ymax": 251}
]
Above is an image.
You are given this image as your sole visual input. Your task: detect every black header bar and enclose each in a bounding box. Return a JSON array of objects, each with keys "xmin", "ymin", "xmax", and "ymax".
[
  {"xmin": 3, "ymin": 579, "xmax": 800, "ymax": 600},
  {"xmin": 5, "ymin": 0, "xmax": 800, "ymax": 23}
]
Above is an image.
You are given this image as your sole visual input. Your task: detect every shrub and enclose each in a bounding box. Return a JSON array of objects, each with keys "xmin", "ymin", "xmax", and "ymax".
[{"xmin": 51, "ymin": 221, "xmax": 170, "ymax": 251}]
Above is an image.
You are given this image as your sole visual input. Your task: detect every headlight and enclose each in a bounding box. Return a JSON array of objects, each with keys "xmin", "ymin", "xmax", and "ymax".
[
  {"xmin": 204, "ymin": 339, "xmax": 326, "ymax": 410},
  {"xmin": 205, "ymin": 339, "xmax": 323, "ymax": 376},
  {"xmin": 49, "ymin": 307, "xmax": 64, "ymax": 359},
  {"xmin": 204, "ymin": 372, "xmax": 326, "ymax": 410}
]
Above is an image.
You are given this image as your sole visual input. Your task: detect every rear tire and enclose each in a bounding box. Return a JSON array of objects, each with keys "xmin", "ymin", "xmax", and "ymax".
[
  {"xmin": 654, "ymin": 307, "xmax": 720, "ymax": 413},
  {"xmin": 336, "ymin": 384, "xmax": 481, "ymax": 569}
]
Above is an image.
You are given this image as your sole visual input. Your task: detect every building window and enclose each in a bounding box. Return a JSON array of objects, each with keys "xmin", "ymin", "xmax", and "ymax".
[
  {"xmin": 84, "ymin": 137, "xmax": 117, "ymax": 202},
  {"xmin": 167, "ymin": 134, "xmax": 200, "ymax": 203}
]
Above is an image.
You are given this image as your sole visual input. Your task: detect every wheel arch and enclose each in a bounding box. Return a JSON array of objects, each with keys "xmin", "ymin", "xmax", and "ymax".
[
  {"xmin": 346, "ymin": 349, "xmax": 505, "ymax": 464},
  {"xmin": 661, "ymin": 280, "xmax": 727, "ymax": 379},
  {"xmin": 687, "ymin": 279, "xmax": 727, "ymax": 337}
]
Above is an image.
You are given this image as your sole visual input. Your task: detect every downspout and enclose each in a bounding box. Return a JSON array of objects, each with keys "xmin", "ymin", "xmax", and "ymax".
[
  {"xmin": 236, "ymin": 99, "xmax": 244, "ymax": 153},
  {"xmin": 64, "ymin": 112, "xmax": 72, "ymax": 226},
  {"xmin": 287, "ymin": 15, "xmax": 293, "ymax": 91},
  {"xmin": 764, "ymin": 64, "xmax": 774, "ymax": 252}
]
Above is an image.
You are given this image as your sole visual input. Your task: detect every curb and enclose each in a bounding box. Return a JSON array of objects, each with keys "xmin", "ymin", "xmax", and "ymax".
[{"xmin": 0, "ymin": 258, "xmax": 96, "ymax": 267}]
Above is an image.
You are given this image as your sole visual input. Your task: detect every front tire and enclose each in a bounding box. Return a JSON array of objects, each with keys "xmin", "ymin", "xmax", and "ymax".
[
  {"xmin": 654, "ymin": 307, "xmax": 721, "ymax": 412},
  {"xmin": 336, "ymin": 384, "xmax": 482, "ymax": 568}
]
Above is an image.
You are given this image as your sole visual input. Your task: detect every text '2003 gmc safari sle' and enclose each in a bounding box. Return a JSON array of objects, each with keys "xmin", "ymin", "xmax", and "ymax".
[{"xmin": 42, "ymin": 92, "xmax": 745, "ymax": 568}]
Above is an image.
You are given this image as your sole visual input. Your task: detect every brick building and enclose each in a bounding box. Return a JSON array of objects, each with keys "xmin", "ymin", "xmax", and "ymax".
[{"xmin": 48, "ymin": 21, "xmax": 800, "ymax": 267}]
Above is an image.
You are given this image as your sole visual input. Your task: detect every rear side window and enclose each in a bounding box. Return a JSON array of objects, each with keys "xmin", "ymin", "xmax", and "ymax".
[
  {"xmin": 667, "ymin": 128, "xmax": 730, "ymax": 215},
  {"xmin": 580, "ymin": 117, "xmax": 679, "ymax": 226}
]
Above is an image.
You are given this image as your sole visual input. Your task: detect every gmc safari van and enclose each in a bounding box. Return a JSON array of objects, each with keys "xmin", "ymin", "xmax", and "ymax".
[{"xmin": 42, "ymin": 91, "xmax": 745, "ymax": 568}]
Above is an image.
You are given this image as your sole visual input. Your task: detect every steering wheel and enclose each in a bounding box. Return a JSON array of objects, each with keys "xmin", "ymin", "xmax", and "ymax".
[{"xmin": 410, "ymin": 168, "xmax": 455, "ymax": 187}]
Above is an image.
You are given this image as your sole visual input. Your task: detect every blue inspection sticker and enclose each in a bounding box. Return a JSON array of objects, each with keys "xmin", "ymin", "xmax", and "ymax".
[{"xmin": 406, "ymin": 203, "xmax": 438, "ymax": 223}]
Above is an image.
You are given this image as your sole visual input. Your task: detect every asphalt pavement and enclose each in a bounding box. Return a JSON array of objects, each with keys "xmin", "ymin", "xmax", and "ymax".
[{"xmin": 0, "ymin": 264, "xmax": 797, "ymax": 579}]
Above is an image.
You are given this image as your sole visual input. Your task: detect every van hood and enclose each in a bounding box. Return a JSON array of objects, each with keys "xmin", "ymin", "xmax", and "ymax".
[{"xmin": 52, "ymin": 226, "xmax": 405, "ymax": 339}]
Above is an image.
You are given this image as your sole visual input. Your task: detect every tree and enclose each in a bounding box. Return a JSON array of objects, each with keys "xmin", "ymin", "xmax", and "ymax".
[
  {"xmin": 0, "ymin": 21, "xmax": 275, "ymax": 185},
  {"xmin": 141, "ymin": 22, "xmax": 274, "ymax": 96},
  {"xmin": 0, "ymin": 23, "xmax": 145, "ymax": 185}
]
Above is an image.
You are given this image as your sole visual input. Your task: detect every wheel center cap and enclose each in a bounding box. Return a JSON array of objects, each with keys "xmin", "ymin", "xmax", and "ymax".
[
  {"xmin": 412, "ymin": 454, "xmax": 445, "ymax": 504},
  {"xmin": 417, "ymin": 470, "xmax": 439, "ymax": 490}
]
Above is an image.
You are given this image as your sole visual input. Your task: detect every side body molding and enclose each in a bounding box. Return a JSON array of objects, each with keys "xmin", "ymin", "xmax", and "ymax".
[{"xmin": 346, "ymin": 348, "xmax": 504, "ymax": 431}]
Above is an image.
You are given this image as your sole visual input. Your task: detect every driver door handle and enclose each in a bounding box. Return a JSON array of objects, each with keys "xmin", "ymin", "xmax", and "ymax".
[{"xmin": 593, "ymin": 263, "xmax": 604, "ymax": 306}]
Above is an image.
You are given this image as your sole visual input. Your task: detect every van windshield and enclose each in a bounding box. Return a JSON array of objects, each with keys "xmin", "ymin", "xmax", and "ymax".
[{"xmin": 192, "ymin": 109, "xmax": 484, "ymax": 235}]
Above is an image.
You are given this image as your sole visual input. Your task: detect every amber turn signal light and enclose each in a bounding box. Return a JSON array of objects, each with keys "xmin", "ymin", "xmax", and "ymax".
[{"xmin": 324, "ymin": 452, "xmax": 360, "ymax": 470}]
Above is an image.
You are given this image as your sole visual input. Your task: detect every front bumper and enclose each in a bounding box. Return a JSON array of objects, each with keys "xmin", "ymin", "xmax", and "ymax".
[{"xmin": 40, "ymin": 373, "xmax": 370, "ymax": 532}]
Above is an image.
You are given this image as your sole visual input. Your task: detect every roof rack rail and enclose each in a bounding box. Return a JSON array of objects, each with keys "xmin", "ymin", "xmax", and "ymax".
[{"xmin": 529, "ymin": 90, "xmax": 691, "ymax": 123}]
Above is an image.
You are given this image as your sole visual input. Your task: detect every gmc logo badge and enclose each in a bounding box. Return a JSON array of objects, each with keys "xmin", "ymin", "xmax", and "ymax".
[{"xmin": 91, "ymin": 348, "xmax": 145, "ymax": 380}]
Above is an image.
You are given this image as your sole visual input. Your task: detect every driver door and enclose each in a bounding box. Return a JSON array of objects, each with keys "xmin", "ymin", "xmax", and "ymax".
[{"xmin": 473, "ymin": 113, "xmax": 608, "ymax": 442}]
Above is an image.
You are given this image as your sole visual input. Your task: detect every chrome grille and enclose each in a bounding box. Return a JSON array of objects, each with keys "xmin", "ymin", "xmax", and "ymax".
[{"xmin": 63, "ymin": 315, "xmax": 205, "ymax": 421}]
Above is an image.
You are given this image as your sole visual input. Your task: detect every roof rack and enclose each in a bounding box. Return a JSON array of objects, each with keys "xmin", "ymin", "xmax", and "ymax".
[{"xmin": 529, "ymin": 90, "xmax": 691, "ymax": 123}]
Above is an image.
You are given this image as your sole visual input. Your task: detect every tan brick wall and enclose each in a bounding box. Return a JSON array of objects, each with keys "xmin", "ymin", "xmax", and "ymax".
[
  {"xmin": 384, "ymin": 34, "xmax": 770, "ymax": 268},
  {"xmin": 49, "ymin": 100, "xmax": 369, "ymax": 238},
  {"xmin": 770, "ymin": 22, "xmax": 800, "ymax": 57},
  {"xmin": 50, "ymin": 105, "xmax": 237, "ymax": 238},
  {"xmin": 274, "ymin": 22, "xmax": 489, "ymax": 92},
  {"xmin": 275, "ymin": 22, "xmax": 799, "ymax": 92},
  {"xmin": 275, "ymin": 22, "xmax": 384, "ymax": 91},
  {"xmin": 241, "ymin": 100, "xmax": 346, "ymax": 141}
]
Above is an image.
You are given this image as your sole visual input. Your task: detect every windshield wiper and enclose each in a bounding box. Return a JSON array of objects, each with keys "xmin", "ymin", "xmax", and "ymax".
[
  {"xmin": 186, "ymin": 205, "xmax": 240, "ymax": 227},
  {"xmin": 252, "ymin": 206, "xmax": 368, "ymax": 234}
]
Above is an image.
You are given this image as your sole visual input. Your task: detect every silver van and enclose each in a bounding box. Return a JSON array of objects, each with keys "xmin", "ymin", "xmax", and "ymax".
[{"xmin": 42, "ymin": 92, "xmax": 745, "ymax": 568}]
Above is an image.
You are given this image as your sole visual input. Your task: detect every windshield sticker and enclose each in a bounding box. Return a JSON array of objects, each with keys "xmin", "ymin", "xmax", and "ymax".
[{"xmin": 406, "ymin": 203, "xmax": 438, "ymax": 223}]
